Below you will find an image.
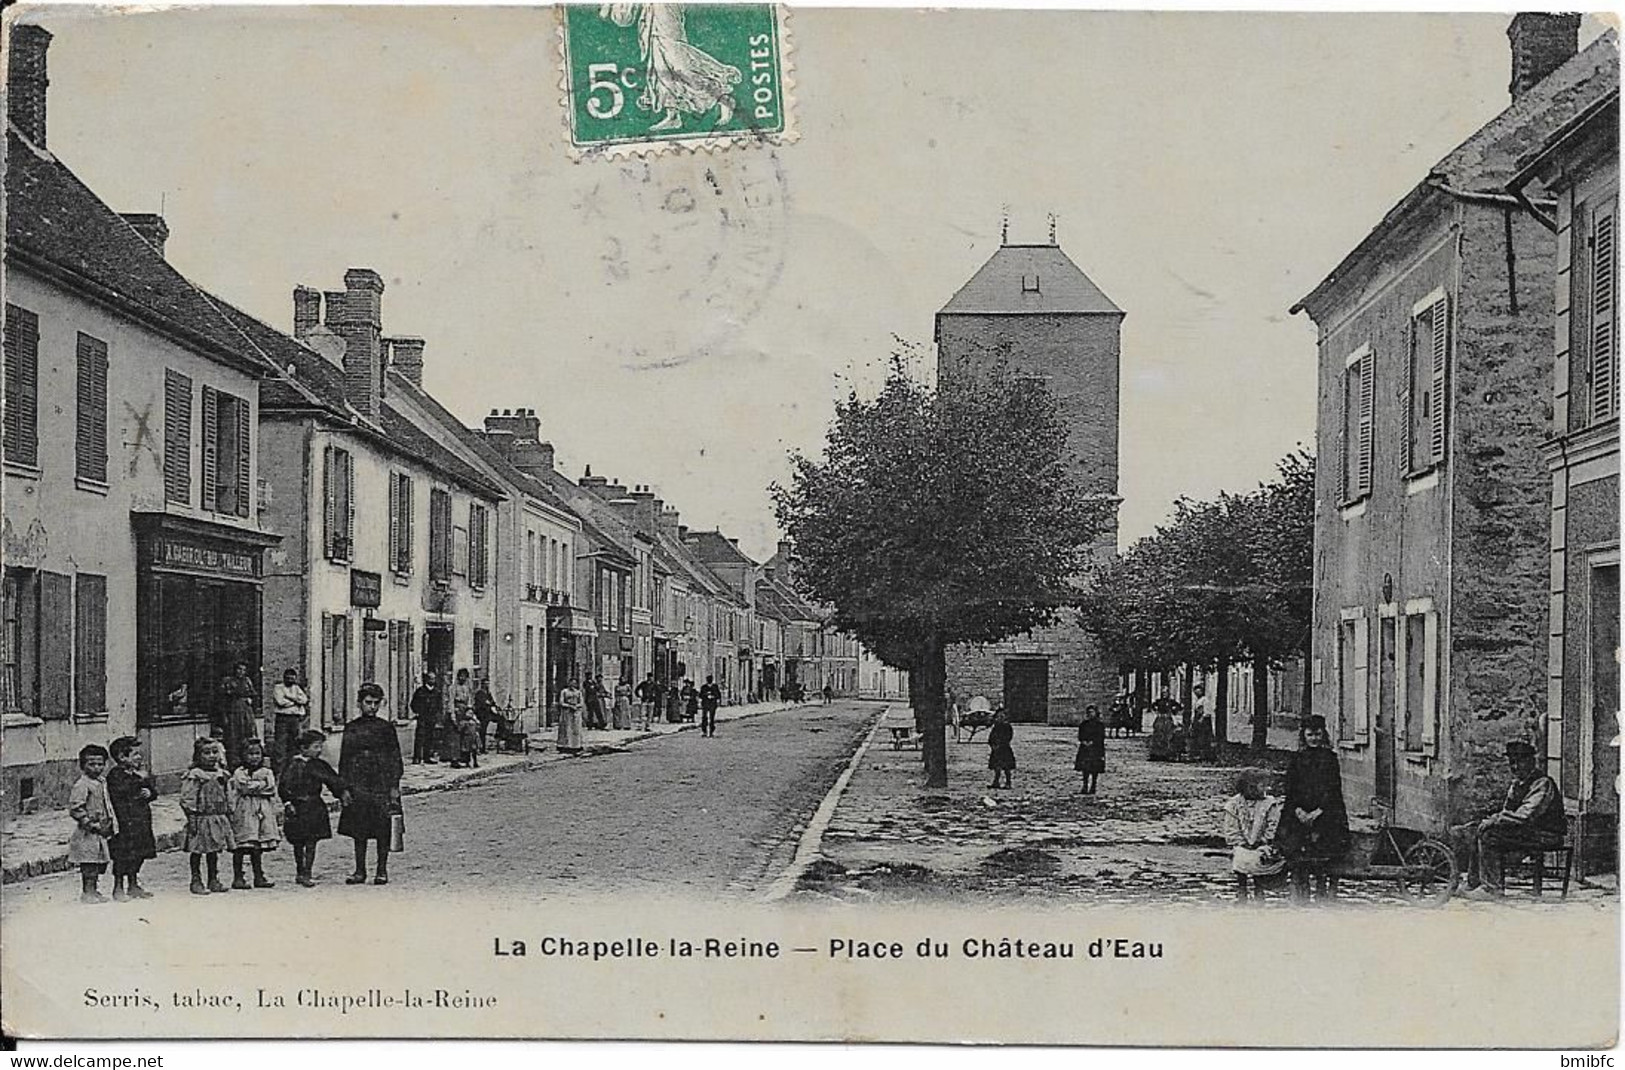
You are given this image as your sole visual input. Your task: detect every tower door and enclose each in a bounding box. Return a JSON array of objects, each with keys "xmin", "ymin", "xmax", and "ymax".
[{"xmin": 1003, "ymin": 658, "xmax": 1049, "ymax": 724}]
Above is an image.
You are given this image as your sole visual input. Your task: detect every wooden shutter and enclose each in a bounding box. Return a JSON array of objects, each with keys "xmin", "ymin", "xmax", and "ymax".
[
  {"xmin": 164, "ymin": 370, "xmax": 192, "ymax": 504},
  {"xmin": 403, "ymin": 478, "xmax": 414, "ymax": 574},
  {"xmin": 75, "ymin": 334, "xmax": 109, "ymax": 483},
  {"xmin": 1399, "ymin": 324, "xmax": 1414, "ymax": 472},
  {"xmin": 430, "ymin": 489, "xmax": 450, "ymax": 580},
  {"xmin": 1429, "ymin": 296, "xmax": 1448, "ymax": 463},
  {"xmin": 200, "ymin": 386, "xmax": 219, "ymax": 511},
  {"xmin": 323, "ymin": 447, "xmax": 337, "ymax": 559},
  {"xmin": 74, "ymin": 573, "xmax": 106, "ymax": 718},
  {"xmin": 1421, "ymin": 611, "xmax": 1440, "ymax": 757},
  {"xmin": 37, "ymin": 571, "xmax": 72, "ymax": 719},
  {"xmin": 344, "ymin": 451, "xmax": 356, "ymax": 555},
  {"xmin": 387, "ymin": 473, "xmax": 401, "ymax": 571},
  {"xmin": 1353, "ymin": 616, "xmax": 1370, "ymax": 744},
  {"xmin": 4, "ymin": 305, "xmax": 39, "ymax": 467},
  {"xmin": 235, "ymin": 395, "xmax": 251, "ymax": 517},
  {"xmin": 1591, "ymin": 202, "xmax": 1617, "ymax": 423},
  {"xmin": 1357, "ymin": 350, "xmax": 1375, "ymax": 496}
]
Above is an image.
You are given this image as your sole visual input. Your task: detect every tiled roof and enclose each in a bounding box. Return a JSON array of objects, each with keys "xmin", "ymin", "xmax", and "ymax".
[
  {"xmin": 684, "ymin": 530, "xmax": 758, "ymax": 567},
  {"xmin": 4, "ymin": 131, "xmax": 270, "ymax": 377},
  {"xmin": 1294, "ymin": 31, "xmax": 1619, "ymax": 316},
  {"xmin": 939, "ymin": 243, "xmax": 1123, "ymax": 316}
]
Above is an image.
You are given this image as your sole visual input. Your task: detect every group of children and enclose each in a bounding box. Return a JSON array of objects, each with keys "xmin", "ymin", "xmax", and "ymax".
[{"xmin": 67, "ymin": 728, "xmax": 348, "ymax": 904}]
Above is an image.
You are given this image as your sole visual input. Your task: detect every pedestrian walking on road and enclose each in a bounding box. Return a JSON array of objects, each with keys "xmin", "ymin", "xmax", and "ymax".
[
  {"xmin": 666, "ymin": 684, "xmax": 682, "ymax": 724},
  {"xmin": 180, "ymin": 738, "xmax": 235, "ymax": 895},
  {"xmin": 822, "ymin": 684, "xmax": 833, "ymax": 705},
  {"xmin": 699, "ymin": 675, "xmax": 722, "ymax": 737},
  {"xmin": 613, "ymin": 677, "xmax": 635, "ymax": 731},
  {"xmin": 338, "ymin": 682, "xmax": 403, "ymax": 886},
  {"xmin": 1074, "ymin": 705, "xmax": 1106, "ymax": 794},
  {"xmin": 683, "ymin": 681, "xmax": 699, "ymax": 723},
  {"xmin": 279, "ymin": 729, "xmax": 347, "ymax": 887},
  {"xmin": 107, "ymin": 736, "xmax": 157, "ymax": 901},
  {"xmin": 987, "ymin": 710, "xmax": 1015, "ymax": 789},
  {"xmin": 67, "ymin": 744, "xmax": 116, "ymax": 904},
  {"xmin": 409, "ymin": 673, "xmax": 441, "ymax": 764},
  {"xmin": 228, "ymin": 739, "xmax": 280, "ymax": 890},
  {"xmin": 557, "ymin": 677, "xmax": 585, "ymax": 753},
  {"xmin": 473, "ymin": 677, "xmax": 497, "ymax": 753}
]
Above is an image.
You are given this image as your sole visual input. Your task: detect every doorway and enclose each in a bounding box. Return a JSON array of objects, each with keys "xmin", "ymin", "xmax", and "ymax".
[
  {"xmin": 1375, "ymin": 616, "xmax": 1398, "ymax": 813},
  {"xmin": 424, "ymin": 624, "xmax": 454, "ymax": 689},
  {"xmin": 1003, "ymin": 658, "xmax": 1049, "ymax": 723}
]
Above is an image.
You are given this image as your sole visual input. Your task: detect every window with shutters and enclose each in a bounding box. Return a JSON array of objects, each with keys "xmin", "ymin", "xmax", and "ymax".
[
  {"xmin": 469, "ymin": 504, "xmax": 489, "ymax": 589},
  {"xmin": 1401, "ymin": 605, "xmax": 1439, "ymax": 755},
  {"xmin": 3, "ymin": 305, "xmax": 39, "ymax": 469},
  {"xmin": 35, "ymin": 571, "xmax": 71, "ymax": 720},
  {"xmin": 1587, "ymin": 198, "xmax": 1618, "ymax": 425},
  {"xmin": 1336, "ymin": 611, "xmax": 1369, "ymax": 745},
  {"xmin": 75, "ymin": 334, "xmax": 109, "ymax": 484},
  {"xmin": 73, "ymin": 573, "xmax": 107, "ymax": 720},
  {"xmin": 1406, "ymin": 294, "xmax": 1449, "ymax": 474},
  {"xmin": 388, "ymin": 472, "xmax": 414, "ymax": 576},
  {"xmin": 203, "ymin": 388, "xmax": 251, "ymax": 517},
  {"xmin": 2, "ymin": 568, "xmax": 38, "ymax": 717},
  {"xmin": 1340, "ymin": 346, "xmax": 1374, "ymax": 504},
  {"xmin": 164, "ymin": 370, "xmax": 193, "ymax": 504},
  {"xmin": 429, "ymin": 488, "xmax": 453, "ymax": 582},
  {"xmin": 323, "ymin": 446, "xmax": 355, "ymax": 562}
]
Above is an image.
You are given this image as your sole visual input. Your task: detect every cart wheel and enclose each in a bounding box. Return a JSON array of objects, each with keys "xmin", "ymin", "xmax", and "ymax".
[{"xmin": 1400, "ymin": 839, "xmax": 1458, "ymax": 905}]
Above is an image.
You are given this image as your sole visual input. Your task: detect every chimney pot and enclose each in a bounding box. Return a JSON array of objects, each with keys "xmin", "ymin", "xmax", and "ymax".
[
  {"xmin": 293, "ymin": 286, "xmax": 321, "ymax": 338},
  {"xmin": 1507, "ymin": 12, "xmax": 1581, "ymax": 101},
  {"xmin": 7, "ymin": 24, "xmax": 52, "ymax": 148},
  {"xmin": 120, "ymin": 213, "xmax": 169, "ymax": 257},
  {"xmin": 333, "ymin": 269, "xmax": 385, "ymax": 420}
]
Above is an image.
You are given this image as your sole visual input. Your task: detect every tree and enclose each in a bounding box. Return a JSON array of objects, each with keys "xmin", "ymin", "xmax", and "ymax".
[
  {"xmin": 1078, "ymin": 450, "xmax": 1314, "ymax": 752},
  {"xmin": 772, "ymin": 355, "xmax": 1114, "ymax": 787}
]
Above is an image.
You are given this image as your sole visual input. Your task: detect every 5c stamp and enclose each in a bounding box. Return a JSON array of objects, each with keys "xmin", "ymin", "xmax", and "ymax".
[{"xmin": 560, "ymin": 4, "xmax": 794, "ymax": 157}]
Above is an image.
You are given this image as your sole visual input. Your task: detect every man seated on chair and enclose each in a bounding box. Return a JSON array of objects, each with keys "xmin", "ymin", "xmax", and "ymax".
[{"xmin": 1450, "ymin": 739, "xmax": 1565, "ymax": 899}]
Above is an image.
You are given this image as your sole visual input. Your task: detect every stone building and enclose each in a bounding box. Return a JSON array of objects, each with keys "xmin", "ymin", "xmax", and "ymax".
[
  {"xmin": 1291, "ymin": 18, "xmax": 1614, "ymax": 832},
  {"xmin": 3, "ymin": 26, "xmax": 280, "ymax": 801},
  {"xmin": 934, "ymin": 231, "xmax": 1123, "ymax": 724},
  {"xmin": 1506, "ymin": 52, "xmax": 1619, "ymax": 871},
  {"xmin": 254, "ymin": 271, "xmax": 505, "ymax": 734}
]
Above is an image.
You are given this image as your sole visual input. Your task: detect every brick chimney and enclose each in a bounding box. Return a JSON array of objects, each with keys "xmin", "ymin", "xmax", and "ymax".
[
  {"xmin": 8, "ymin": 25, "xmax": 51, "ymax": 148},
  {"xmin": 332, "ymin": 269, "xmax": 385, "ymax": 420},
  {"xmin": 579, "ymin": 466, "xmax": 609, "ymax": 494},
  {"xmin": 629, "ymin": 486, "xmax": 660, "ymax": 531},
  {"xmin": 120, "ymin": 213, "xmax": 169, "ymax": 257},
  {"xmin": 775, "ymin": 538, "xmax": 795, "ymax": 585},
  {"xmin": 484, "ymin": 407, "xmax": 540, "ymax": 441},
  {"xmin": 323, "ymin": 291, "xmax": 347, "ymax": 330},
  {"xmin": 659, "ymin": 507, "xmax": 682, "ymax": 539},
  {"xmin": 480, "ymin": 409, "xmax": 555, "ymax": 477},
  {"xmin": 292, "ymin": 286, "xmax": 322, "ymax": 338},
  {"xmin": 387, "ymin": 337, "xmax": 426, "ymax": 388},
  {"xmin": 1508, "ymin": 13, "xmax": 1581, "ymax": 101}
]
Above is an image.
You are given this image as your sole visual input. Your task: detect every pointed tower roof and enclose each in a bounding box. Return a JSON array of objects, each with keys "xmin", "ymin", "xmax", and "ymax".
[{"xmin": 939, "ymin": 242, "xmax": 1122, "ymax": 316}]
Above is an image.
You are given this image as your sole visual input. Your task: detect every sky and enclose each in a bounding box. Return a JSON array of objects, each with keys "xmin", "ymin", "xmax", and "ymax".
[{"xmin": 29, "ymin": 7, "xmax": 1612, "ymax": 560}]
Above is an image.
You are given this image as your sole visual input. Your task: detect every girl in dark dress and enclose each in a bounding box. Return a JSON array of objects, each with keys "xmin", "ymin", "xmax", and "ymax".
[
  {"xmin": 987, "ymin": 711, "xmax": 1016, "ymax": 789},
  {"xmin": 280, "ymin": 728, "xmax": 348, "ymax": 887},
  {"xmin": 338, "ymin": 683, "xmax": 404, "ymax": 885},
  {"xmin": 1275, "ymin": 714, "xmax": 1350, "ymax": 901},
  {"xmin": 1074, "ymin": 705, "xmax": 1106, "ymax": 794},
  {"xmin": 106, "ymin": 736, "xmax": 157, "ymax": 900}
]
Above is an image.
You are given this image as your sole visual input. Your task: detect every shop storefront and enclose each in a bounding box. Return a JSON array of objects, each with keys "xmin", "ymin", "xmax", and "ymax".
[
  {"xmin": 547, "ymin": 605, "xmax": 596, "ymax": 723},
  {"xmin": 133, "ymin": 513, "xmax": 279, "ymax": 786}
]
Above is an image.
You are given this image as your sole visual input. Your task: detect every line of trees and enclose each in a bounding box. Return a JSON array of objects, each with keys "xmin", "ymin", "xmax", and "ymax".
[{"xmin": 1078, "ymin": 450, "xmax": 1314, "ymax": 751}]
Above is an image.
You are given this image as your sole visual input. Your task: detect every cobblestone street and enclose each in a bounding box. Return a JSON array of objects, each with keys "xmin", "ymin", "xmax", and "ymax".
[
  {"xmin": 0, "ymin": 702, "xmax": 879, "ymax": 918},
  {"xmin": 794, "ymin": 713, "xmax": 1620, "ymax": 911}
]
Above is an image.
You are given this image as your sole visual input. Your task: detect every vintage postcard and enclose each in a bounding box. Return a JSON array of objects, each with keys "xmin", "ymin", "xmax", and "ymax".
[{"xmin": 0, "ymin": 3, "xmax": 1618, "ymax": 1049}]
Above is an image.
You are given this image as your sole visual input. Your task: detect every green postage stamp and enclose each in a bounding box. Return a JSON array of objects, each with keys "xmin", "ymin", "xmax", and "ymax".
[{"xmin": 560, "ymin": 4, "xmax": 794, "ymax": 157}]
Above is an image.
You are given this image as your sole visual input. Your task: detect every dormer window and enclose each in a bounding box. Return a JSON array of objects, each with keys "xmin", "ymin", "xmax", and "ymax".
[{"xmin": 1021, "ymin": 274, "xmax": 1041, "ymax": 294}]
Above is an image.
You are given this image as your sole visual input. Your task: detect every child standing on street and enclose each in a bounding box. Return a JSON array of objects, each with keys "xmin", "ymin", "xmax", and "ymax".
[
  {"xmin": 230, "ymin": 738, "xmax": 280, "ymax": 889},
  {"xmin": 280, "ymin": 729, "xmax": 348, "ymax": 887},
  {"xmin": 68, "ymin": 744, "xmax": 117, "ymax": 904},
  {"xmin": 106, "ymin": 736, "xmax": 157, "ymax": 900},
  {"xmin": 180, "ymin": 737, "xmax": 236, "ymax": 895},
  {"xmin": 455, "ymin": 704, "xmax": 481, "ymax": 769}
]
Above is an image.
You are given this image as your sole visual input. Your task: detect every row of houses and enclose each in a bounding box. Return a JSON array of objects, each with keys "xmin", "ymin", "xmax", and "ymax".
[
  {"xmin": 0, "ymin": 25, "xmax": 857, "ymax": 806},
  {"xmin": 1294, "ymin": 16, "xmax": 1618, "ymax": 867}
]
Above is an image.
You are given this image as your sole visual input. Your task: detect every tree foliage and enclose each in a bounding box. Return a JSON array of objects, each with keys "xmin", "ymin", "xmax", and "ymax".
[{"xmin": 772, "ymin": 353, "xmax": 1114, "ymax": 785}]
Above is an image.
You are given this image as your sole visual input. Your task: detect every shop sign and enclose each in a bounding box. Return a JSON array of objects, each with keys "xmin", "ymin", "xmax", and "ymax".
[
  {"xmin": 350, "ymin": 570, "xmax": 383, "ymax": 608},
  {"xmin": 150, "ymin": 536, "xmax": 260, "ymax": 581}
]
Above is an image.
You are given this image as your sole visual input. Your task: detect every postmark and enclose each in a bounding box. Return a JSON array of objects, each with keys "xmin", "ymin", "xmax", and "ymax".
[{"xmin": 559, "ymin": 3, "xmax": 795, "ymax": 159}]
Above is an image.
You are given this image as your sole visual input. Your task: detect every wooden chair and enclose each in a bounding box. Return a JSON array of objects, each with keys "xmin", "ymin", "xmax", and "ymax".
[{"xmin": 1495, "ymin": 843, "xmax": 1573, "ymax": 898}]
